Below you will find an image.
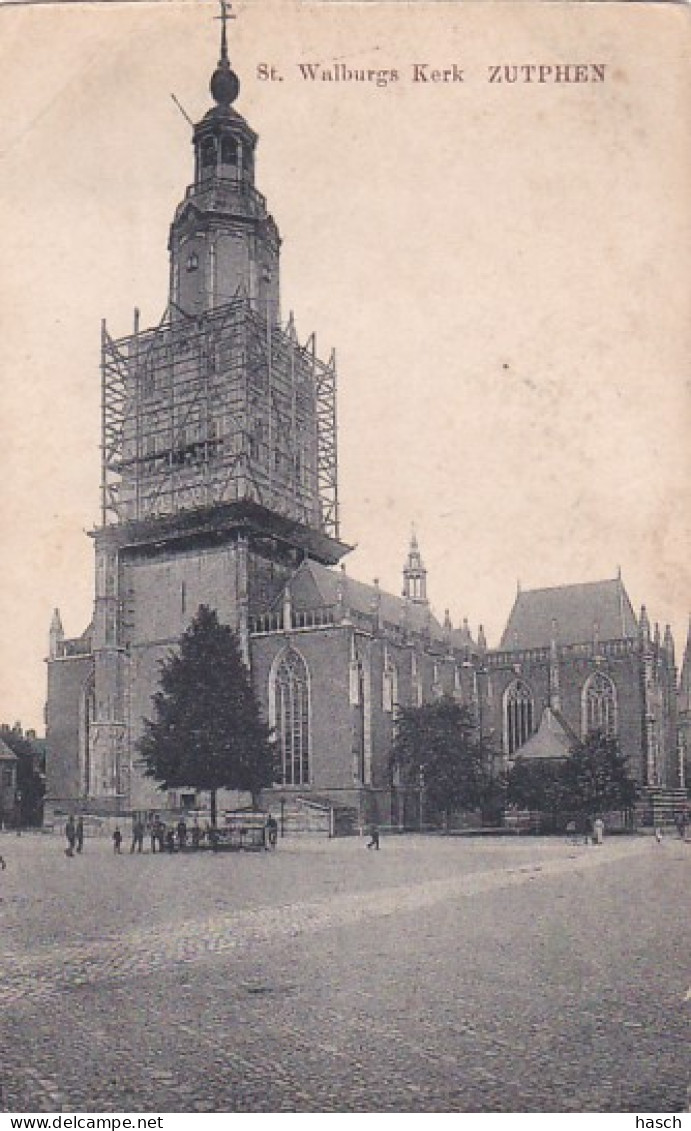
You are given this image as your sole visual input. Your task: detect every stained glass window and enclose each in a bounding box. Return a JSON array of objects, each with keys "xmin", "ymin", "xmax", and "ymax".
[
  {"xmin": 274, "ymin": 648, "xmax": 310, "ymax": 786},
  {"xmin": 504, "ymin": 679, "xmax": 535, "ymax": 755}
]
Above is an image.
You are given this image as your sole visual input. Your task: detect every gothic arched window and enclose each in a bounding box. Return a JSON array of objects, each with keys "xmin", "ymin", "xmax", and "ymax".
[
  {"xmin": 273, "ymin": 648, "xmax": 310, "ymax": 787},
  {"xmin": 80, "ymin": 673, "xmax": 96, "ymax": 797},
  {"xmin": 503, "ymin": 679, "xmax": 535, "ymax": 755},
  {"xmin": 582, "ymin": 672, "xmax": 617, "ymax": 738}
]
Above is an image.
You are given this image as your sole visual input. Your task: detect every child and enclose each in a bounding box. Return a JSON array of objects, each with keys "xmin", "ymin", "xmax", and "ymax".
[{"xmin": 366, "ymin": 823, "xmax": 380, "ymax": 850}]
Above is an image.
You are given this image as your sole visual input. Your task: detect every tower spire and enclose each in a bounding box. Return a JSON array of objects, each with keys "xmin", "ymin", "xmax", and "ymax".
[
  {"xmin": 219, "ymin": 0, "xmax": 231, "ymax": 63},
  {"xmin": 210, "ymin": 0, "xmax": 239, "ymax": 107}
]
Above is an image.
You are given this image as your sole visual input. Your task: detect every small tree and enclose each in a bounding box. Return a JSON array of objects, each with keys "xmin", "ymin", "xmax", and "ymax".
[
  {"xmin": 137, "ymin": 605, "xmax": 275, "ymax": 825},
  {"xmin": 391, "ymin": 697, "xmax": 488, "ymax": 827},
  {"xmin": 505, "ymin": 758, "xmax": 569, "ymax": 828},
  {"xmin": 565, "ymin": 730, "xmax": 638, "ymax": 817}
]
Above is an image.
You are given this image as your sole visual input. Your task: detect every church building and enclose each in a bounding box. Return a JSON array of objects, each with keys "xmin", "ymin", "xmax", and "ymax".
[{"xmin": 45, "ymin": 21, "xmax": 687, "ymax": 830}]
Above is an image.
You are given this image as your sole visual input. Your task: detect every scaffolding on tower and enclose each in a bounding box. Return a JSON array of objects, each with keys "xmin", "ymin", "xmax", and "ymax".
[{"xmin": 99, "ymin": 296, "xmax": 340, "ymax": 541}]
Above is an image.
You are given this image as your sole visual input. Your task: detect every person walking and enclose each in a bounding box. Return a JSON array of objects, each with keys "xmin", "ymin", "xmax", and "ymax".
[
  {"xmin": 265, "ymin": 814, "xmax": 278, "ymax": 850},
  {"xmin": 366, "ymin": 823, "xmax": 380, "ymax": 850},
  {"xmin": 65, "ymin": 815, "xmax": 76, "ymax": 857},
  {"xmin": 130, "ymin": 818, "xmax": 145, "ymax": 854},
  {"xmin": 75, "ymin": 816, "xmax": 84, "ymax": 854},
  {"xmin": 177, "ymin": 818, "xmax": 188, "ymax": 851},
  {"xmin": 593, "ymin": 816, "xmax": 604, "ymax": 846},
  {"xmin": 148, "ymin": 818, "xmax": 158, "ymax": 854},
  {"xmin": 112, "ymin": 827, "xmax": 123, "ymax": 854}
]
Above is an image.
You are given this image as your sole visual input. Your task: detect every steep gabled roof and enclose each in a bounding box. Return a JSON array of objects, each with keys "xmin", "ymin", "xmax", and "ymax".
[
  {"xmin": 283, "ymin": 559, "xmax": 446, "ymax": 640},
  {"xmin": 499, "ymin": 577, "xmax": 638, "ymax": 651},
  {"xmin": 514, "ymin": 707, "xmax": 577, "ymax": 761},
  {"xmin": 0, "ymin": 737, "xmax": 18, "ymax": 762}
]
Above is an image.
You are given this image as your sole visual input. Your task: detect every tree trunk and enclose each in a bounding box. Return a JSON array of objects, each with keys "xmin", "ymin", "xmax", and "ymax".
[{"xmin": 210, "ymin": 788, "xmax": 217, "ymax": 829}]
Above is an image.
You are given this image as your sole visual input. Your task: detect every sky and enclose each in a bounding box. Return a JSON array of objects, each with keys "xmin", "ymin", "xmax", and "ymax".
[{"xmin": 1, "ymin": 0, "xmax": 690, "ymax": 731}]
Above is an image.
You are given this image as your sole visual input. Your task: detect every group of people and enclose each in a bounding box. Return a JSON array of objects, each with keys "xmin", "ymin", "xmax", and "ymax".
[{"xmin": 64, "ymin": 812, "xmax": 281, "ymax": 855}]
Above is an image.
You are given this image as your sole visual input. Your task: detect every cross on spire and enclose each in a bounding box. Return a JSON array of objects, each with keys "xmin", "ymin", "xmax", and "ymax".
[{"xmin": 215, "ymin": 0, "xmax": 236, "ymax": 63}]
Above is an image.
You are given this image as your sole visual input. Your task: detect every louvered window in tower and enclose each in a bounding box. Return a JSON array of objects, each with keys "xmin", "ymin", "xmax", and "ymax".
[{"xmin": 274, "ymin": 649, "xmax": 310, "ymax": 786}]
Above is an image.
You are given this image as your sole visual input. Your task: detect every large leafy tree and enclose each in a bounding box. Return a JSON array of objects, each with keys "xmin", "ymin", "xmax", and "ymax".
[
  {"xmin": 565, "ymin": 730, "xmax": 638, "ymax": 816},
  {"xmin": 390, "ymin": 696, "xmax": 488, "ymax": 826},
  {"xmin": 137, "ymin": 606, "xmax": 275, "ymax": 825}
]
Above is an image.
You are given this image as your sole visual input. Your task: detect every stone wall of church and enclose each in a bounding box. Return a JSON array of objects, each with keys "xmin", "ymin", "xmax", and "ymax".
[
  {"xmin": 251, "ymin": 628, "xmax": 355, "ymax": 791},
  {"xmin": 45, "ymin": 653, "xmax": 92, "ymax": 803},
  {"xmin": 486, "ymin": 649, "xmax": 650, "ymax": 780},
  {"xmin": 121, "ymin": 543, "xmax": 246, "ymax": 648}
]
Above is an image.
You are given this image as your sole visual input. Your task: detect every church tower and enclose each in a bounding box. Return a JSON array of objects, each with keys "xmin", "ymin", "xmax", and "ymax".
[
  {"xmin": 82, "ymin": 12, "xmax": 349, "ymax": 809},
  {"xmin": 168, "ymin": 12, "xmax": 280, "ymax": 323}
]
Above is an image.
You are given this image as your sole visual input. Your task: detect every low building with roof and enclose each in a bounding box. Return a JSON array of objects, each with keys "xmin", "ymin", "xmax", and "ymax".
[{"xmin": 0, "ymin": 737, "xmax": 18, "ymax": 827}]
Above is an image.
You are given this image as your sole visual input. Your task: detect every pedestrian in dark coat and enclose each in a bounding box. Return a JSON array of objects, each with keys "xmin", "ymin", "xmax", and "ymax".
[
  {"xmin": 265, "ymin": 814, "xmax": 278, "ymax": 849},
  {"xmin": 130, "ymin": 819, "xmax": 145, "ymax": 853},
  {"xmin": 112, "ymin": 827, "xmax": 123, "ymax": 854},
  {"xmin": 76, "ymin": 817, "xmax": 84, "ymax": 854},
  {"xmin": 65, "ymin": 816, "xmax": 76, "ymax": 857},
  {"xmin": 366, "ymin": 823, "xmax": 380, "ymax": 850}
]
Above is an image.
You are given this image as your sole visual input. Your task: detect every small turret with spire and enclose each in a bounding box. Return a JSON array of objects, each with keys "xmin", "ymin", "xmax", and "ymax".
[
  {"xmin": 402, "ymin": 527, "xmax": 428, "ymax": 605},
  {"xmin": 678, "ymin": 616, "xmax": 691, "ymax": 715},
  {"xmin": 639, "ymin": 604, "xmax": 651, "ymax": 648},
  {"xmin": 49, "ymin": 608, "xmax": 65, "ymax": 660}
]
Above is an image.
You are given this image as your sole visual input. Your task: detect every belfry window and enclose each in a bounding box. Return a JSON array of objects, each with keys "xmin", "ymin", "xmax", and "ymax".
[
  {"xmin": 582, "ymin": 672, "xmax": 617, "ymax": 738},
  {"xmin": 503, "ymin": 679, "xmax": 535, "ymax": 755},
  {"xmin": 221, "ymin": 136, "xmax": 238, "ymax": 166},
  {"xmin": 201, "ymin": 137, "xmax": 217, "ymax": 170},
  {"xmin": 273, "ymin": 648, "xmax": 310, "ymax": 786}
]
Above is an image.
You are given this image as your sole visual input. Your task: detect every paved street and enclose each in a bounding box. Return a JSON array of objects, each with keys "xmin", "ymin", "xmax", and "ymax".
[{"xmin": 0, "ymin": 831, "xmax": 689, "ymax": 1113}]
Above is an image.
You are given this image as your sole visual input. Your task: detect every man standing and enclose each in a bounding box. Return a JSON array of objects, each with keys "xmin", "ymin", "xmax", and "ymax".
[
  {"xmin": 65, "ymin": 815, "xmax": 76, "ymax": 857},
  {"xmin": 130, "ymin": 818, "xmax": 145, "ymax": 853},
  {"xmin": 76, "ymin": 816, "xmax": 85, "ymax": 854}
]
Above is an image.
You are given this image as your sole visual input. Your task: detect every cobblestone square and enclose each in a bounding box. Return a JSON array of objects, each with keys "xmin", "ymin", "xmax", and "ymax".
[{"xmin": 0, "ymin": 831, "xmax": 689, "ymax": 1112}]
